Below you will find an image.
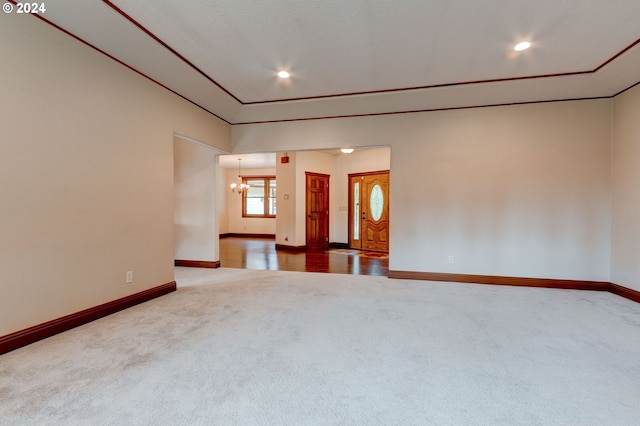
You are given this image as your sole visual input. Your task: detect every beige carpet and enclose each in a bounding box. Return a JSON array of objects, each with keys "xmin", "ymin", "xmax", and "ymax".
[{"xmin": 2, "ymin": 267, "xmax": 640, "ymax": 425}]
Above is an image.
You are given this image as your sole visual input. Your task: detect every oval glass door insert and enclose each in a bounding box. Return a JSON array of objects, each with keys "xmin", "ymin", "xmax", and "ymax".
[{"xmin": 370, "ymin": 184, "xmax": 384, "ymax": 221}]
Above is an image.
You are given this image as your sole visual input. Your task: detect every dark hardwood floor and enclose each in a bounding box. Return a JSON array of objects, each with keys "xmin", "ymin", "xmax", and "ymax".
[{"xmin": 219, "ymin": 237, "xmax": 389, "ymax": 276}]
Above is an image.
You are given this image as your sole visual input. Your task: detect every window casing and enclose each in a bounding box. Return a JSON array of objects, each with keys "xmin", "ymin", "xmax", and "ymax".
[{"xmin": 242, "ymin": 176, "xmax": 276, "ymax": 218}]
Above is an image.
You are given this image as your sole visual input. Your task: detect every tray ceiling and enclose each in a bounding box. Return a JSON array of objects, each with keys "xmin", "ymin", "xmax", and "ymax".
[{"xmin": 32, "ymin": 0, "xmax": 640, "ymax": 124}]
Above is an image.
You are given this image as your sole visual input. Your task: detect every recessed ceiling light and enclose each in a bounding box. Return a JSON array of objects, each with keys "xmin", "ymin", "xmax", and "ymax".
[
  {"xmin": 277, "ymin": 70, "xmax": 290, "ymax": 79},
  {"xmin": 341, "ymin": 148, "xmax": 354, "ymax": 154},
  {"xmin": 514, "ymin": 41, "xmax": 531, "ymax": 52}
]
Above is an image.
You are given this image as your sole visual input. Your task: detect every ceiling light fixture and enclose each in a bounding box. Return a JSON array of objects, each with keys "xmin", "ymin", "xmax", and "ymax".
[
  {"xmin": 277, "ymin": 70, "xmax": 290, "ymax": 79},
  {"xmin": 230, "ymin": 158, "xmax": 250, "ymax": 195},
  {"xmin": 341, "ymin": 148, "xmax": 354, "ymax": 154},
  {"xmin": 513, "ymin": 41, "xmax": 531, "ymax": 52}
]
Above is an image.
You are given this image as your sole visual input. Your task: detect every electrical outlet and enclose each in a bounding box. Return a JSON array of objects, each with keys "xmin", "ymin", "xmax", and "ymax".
[
  {"xmin": 448, "ymin": 256, "xmax": 455, "ymax": 264},
  {"xmin": 126, "ymin": 271, "xmax": 133, "ymax": 283}
]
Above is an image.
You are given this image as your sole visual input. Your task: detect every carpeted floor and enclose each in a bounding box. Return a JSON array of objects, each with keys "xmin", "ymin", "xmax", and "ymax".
[{"xmin": 2, "ymin": 267, "xmax": 640, "ymax": 425}]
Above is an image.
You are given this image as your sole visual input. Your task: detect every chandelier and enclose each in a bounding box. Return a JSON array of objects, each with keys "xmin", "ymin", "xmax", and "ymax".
[{"xmin": 230, "ymin": 158, "xmax": 250, "ymax": 194}]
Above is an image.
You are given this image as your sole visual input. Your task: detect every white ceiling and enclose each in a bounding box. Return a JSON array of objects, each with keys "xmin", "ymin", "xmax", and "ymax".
[{"xmin": 40, "ymin": 1, "xmax": 640, "ymax": 124}]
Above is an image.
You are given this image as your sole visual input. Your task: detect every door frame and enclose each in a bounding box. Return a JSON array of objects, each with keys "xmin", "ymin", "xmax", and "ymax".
[{"xmin": 348, "ymin": 170, "xmax": 390, "ymax": 252}]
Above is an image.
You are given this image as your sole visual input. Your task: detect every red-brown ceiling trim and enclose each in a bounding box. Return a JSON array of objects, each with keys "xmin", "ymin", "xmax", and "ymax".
[
  {"xmin": 247, "ymin": 38, "xmax": 640, "ymax": 104},
  {"xmin": 11, "ymin": 1, "xmax": 231, "ymax": 125},
  {"xmin": 246, "ymin": 71, "xmax": 589, "ymax": 104},
  {"xmin": 101, "ymin": 0, "xmax": 242, "ymax": 104},
  {"xmin": 613, "ymin": 80, "xmax": 640, "ymax": 97},
  {"xmin": 595, "ymin": 38, "xmax": 640, "ymax": 72},
  {"xmin": 14, "ymin": 2, "xmax": 640, "ymax": 125},
  {"xmin": 233, "ymin": 96, "xmax": 614, "ymax": 125},
  {"xmin": 98, "ymin": 1, "xmax": 640, "ymax": 106}
]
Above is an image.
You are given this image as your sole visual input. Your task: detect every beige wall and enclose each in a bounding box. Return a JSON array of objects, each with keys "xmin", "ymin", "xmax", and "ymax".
[
  {"xmin": 224, "ymin": 167, "xmax": 277, "ymax": 235},
  {"xmin": 0, "ymin": 14, "xmax": 230, "ymax": 335},
  {"xmin": 611, "ymin": 84, "xmax": 640, "ymax": 291},
  {"xmin": 217, "ymin": 165, "xmax": 230, "ymax": 235},
  {"xmin": 233, "ymin": 100, "xmax": 612, "ymax": 281},
  {"xmin": 276, "ymin": 152, "xmax": 297, "ymax": 245},
  {"xmin": 274, "ymin": 151, "xmax": 334, "ymax": 246},
  {"xmin": 174, "ymin": 137, "xmax": 221, "ymax": 262}
]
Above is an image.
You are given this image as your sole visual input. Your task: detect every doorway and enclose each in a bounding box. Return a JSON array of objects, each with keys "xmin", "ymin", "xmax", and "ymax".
[
  {"xmin": 305, "ymin": 172, "xmax": 330, "ymax": 251},
  {"xmin": 348, "ymin": 170, "xmax": 390, "ymax": 252}
]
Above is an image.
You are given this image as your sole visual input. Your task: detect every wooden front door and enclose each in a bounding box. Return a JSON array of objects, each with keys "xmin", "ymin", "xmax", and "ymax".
[
  {"xmin": 349, "ymin": 171, "xmax": 389, "ymax": 252},
  {"xmin": 306, "ymin": 172, "xmax": 330, "ymax": 251}
]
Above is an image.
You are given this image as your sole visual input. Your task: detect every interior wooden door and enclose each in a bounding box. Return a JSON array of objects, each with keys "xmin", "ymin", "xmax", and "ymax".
[
  {"xmin": 306, "ymin": 172, "xmax": 330, "ymax": 251},
  {"xmin": 349, "ymin": 171, "xmax": 389, "ymax": 252}
]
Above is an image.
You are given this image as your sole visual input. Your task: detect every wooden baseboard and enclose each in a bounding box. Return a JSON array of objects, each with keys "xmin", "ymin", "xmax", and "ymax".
[
  {"xmin": 275, "ymin": 244, "xmax": 307, "ymax": 252},
  {"xmin": 0, "ymin": 281, "xmax": 176, "ymax": 355},
  {"xmin": 609, "ymin": 283, "xmax": 640, "ymax": 304},
  {"xmin": 3, "ymin": 271, "xmax": 636, "ymax": 356},
  {"xmin": 388, "ymin": 270, "xmax": 610, "ymax": 291},
  {"xmin": 175, "ymin": 260, "xmax": 221, "ymax": 268},
  {"xmin": 328, "ymin": 242, "xmax": 350, "ymax": 249},
  {"xmin": 220, "ymin": 233, "xmax": 275, "ymax": 239},
  {"xmin": 388, "ymin": 270, "xmax": 640, "ymax": 305}
]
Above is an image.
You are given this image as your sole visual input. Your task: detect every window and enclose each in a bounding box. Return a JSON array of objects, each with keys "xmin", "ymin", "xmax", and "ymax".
[{"xmin": 242, "ymin": 176, "xmax": 276, "ymax": 217}]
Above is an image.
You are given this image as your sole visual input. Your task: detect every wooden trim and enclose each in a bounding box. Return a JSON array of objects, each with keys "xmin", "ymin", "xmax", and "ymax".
[
  {"xmin": 25, "ymin": 2, "xmax": 639, "ymax": 125},
  {"xmin": 241, "ymin": 176, "xmax": 276, "ymax": 218},
  {"xmin": 22, "ymin": 5, "xmax": 640, "ymax": 126},
  {"xmin": 595, "ymin": 39, "xmax": 640, "ymax": 72},
  {"xmin": 86, "ymin": 3, "xmax": 640, "ymax": 107},
  {"xmin": 244, "ymin": 72, "xmax": 585, "ymax": 105},
  {"xmin": 246, "ymin": 42, "xmax": 640, "ymax": 105},
  {"xmin": 388, "ymin": 270, "xmax": 640, "ymax": 305},
  {"xmin": 175, "ymin": 260, "xmax": 221, "ymax": 268},
  {"xmin": 220, "ymin": 233, "xmax": 275, "ymax": 239},
  {"xmin": 388, "ymin": 270, "xmax": 610, "ymax": 291},
  {"xmin": 242, "ymin": 215, "xmax": 277, "ymax": 219},
  {"xmin": 614, "ymin": 80, "xmax": 640, "ymax": 97},
  {"xmin": 0, "ymin": 282, "xmax": 176, "ymax": 355},
  {"xmin": 609, "ymin": 283, "xmax": 640, "ymax": 304},
  {"xmin": 101, "ymin": 0, "xmax": 242, "ymax": 104},
  {"xmin": 15, "ymin": 2, "xmax": 231, "ymax": 125},
  {"xmin": 234, "ymin": 97, "xmax": 613, "ymax": 124},
  {"xmin": 349, "ymin": 170, "xmax": 391, "ymax": 178},
  {"xmin": 328, "ymin": 242, "xmax": 349, "ymax": 249},
  {"xmin": 275, "ymin": 244, "xmax": 307, "ymax": 252},
  {"xmin": 348, "ymin": 174, "xmax": 357, "ymax": 249}
]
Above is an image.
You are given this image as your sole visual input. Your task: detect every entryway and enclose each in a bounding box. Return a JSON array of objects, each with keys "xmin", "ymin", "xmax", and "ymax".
[{"xmin": 348, "ymin": 171, "xmax": 390, "ymax": 252}]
